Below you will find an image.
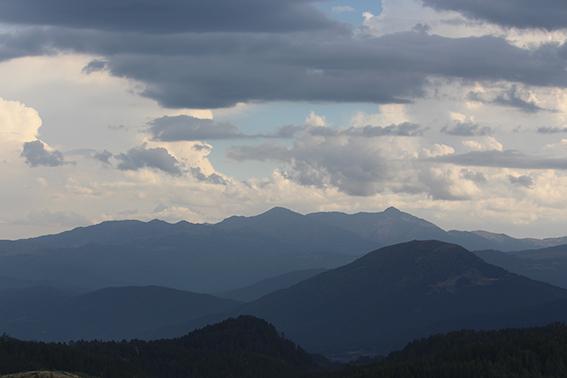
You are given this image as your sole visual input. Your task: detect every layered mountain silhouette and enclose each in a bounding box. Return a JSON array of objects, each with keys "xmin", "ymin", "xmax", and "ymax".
[
  {"xmin": 237, "ymin": 240, "xmax": 567, "ymax": 355},
  {"xmin": 219, "ymin": 268, "xmax": 326, "ymax": 302},
  {"xmin": 2, "ymin": 207, "xmax": 567, "ymax": 293},
  {"xmin": 3, "ymin": 240, "xmax": 567, "ymax": 359},
  {"xmin": 475, "ymin": 244, "xmax": 567, "ymax": 289},
  {"xmin": 2, "ymin": 286, "xmax": 240, "ymax": 341}
]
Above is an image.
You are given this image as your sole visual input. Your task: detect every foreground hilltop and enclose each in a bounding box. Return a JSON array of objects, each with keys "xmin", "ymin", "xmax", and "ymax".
[
  {"xmin": 0, "ymin": 373, "xmax": 88, "ymax": 378},
  {"xmin": 0, "ymin": 316, "xmax": 321, "ymax": 378},
  {"xmin": 323, "ymin": 323, "xmax": 567, "ymax": 378},
  {"xmin": 5, "ymin": 321, "xmax": 567, "ymax": 378}
]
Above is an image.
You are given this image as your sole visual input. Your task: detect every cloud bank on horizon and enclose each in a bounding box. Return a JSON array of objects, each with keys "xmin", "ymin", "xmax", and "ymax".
[{"xmin": 0, "ymin": 0, "xmax": 567, "ymax": 239}]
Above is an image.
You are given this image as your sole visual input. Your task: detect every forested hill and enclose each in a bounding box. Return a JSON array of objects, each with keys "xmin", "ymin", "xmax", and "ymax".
[
  {"xmin": 321, "ymin": 323, "xmax": 567, "ymax": 378},
  {"xmin": 0, "ymin": 316, "xmax": 322, "ymax": 378}
]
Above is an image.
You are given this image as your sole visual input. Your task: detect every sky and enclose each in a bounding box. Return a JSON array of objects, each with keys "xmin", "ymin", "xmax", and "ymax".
[{"xmin": 1, "ymin": 0, "xmax": 567, "ymax": 239}]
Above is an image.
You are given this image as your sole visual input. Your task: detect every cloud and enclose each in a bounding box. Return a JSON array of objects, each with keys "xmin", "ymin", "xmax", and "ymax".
[
  {"xmin": 0, "ymin": 98, "xmax": 42, "ymax": 153},
  {"xmin": 227, "ymin": 143, "xmax": 291, "ymax": 162},
  {"xmin": 468, "ymin": 86, "xmax": 549, "ymax": 113},
  {"xmin": 538, "ymin": 127, "xmax": 567, "ymax": 134},
  {"xmin": 345, "ymin": 123, "xmax": 426, "ymax": 137},
  {"xmin": 421, "ymin": 144, "xmax": 455, "ymax": 158},
  {"xmin": 115, "ymin": 145, "xmax": 182, "ymax": 175},
  {"xmin": 21, "ymin": 140, "xmax": 66, "ymax": 167},
  {"xmin": 93, "ymin": 150, "xmax": 113, "ymax": 164},
  {"xmin": 2, "ymin": 26, "xmax": 567, "ymax": 108},
  {"xmin": 190, "ymin": 167, "xmax": 228, "ymax": 185},
  {"xmin": 460, "ymin": 169, "xmax": 487, "ymax": 183},
  {"xmin": 82, "ymin": 59, "xmax": 108, "ymax": 74},
  {"xmin": 434, "ymin": 150, "xmax": 567, "ymax": 170},
  {"xmin": 442, "ymin": 121, "xmax": 492, "ymax": 136},
  {"xmin": 462, "ymin": 137, "xmax": 503, "ymax": 152},
  {"xmin": 421, "ymin": 0, "xmax": 567, "ymax": 30},
  {"xmin": 509, "ymin": 174, "xmax": 535, "ymax": 188},
  {"xmin": 276, "ymin": 122, "xmax": 426, "ymax": 139},
  {"xmin": 148, "ymin": 115, "xmax": 246, "ymax": 141},
  {"xmin": 228, "ymin": 130, "xmax": 460, "ymax": 198},
  {"xmin": 0, "ymin": 0, "xmax": 340, "ymax": 34},
  {"xmin": 332, "ymin": 5, "xmax": 356, "ymax": 13},
  {"xmin": 304, "ymin": 111, "xmax": 327, "ymax": 127}
]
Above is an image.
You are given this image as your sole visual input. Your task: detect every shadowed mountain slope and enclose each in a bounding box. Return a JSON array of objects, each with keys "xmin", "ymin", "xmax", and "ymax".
[
  {"xmin": 219, "ymin": 269, "xmax": 326, "ymax": 302},
  {"xmin": 1, "ymin": 286, "xmax": 240, "ymax": 342},
  {"xmin": 239, "ymin": 240, "xmax": 567, "ymax": 356},
  {"xmin": 475, "ymin": 244, "xmax": 567, "ymax": 289}
]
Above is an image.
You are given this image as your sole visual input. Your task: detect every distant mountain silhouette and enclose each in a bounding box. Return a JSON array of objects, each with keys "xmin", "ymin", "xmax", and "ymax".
[
  {"xmin": 2, "ymin": 286, "xmax": 240, "ymax": 341},
  {"xmin": 308, "ymin": 207, "xmax": 567, "ymax": 251},
  {"xmin": 219, "ymin": 269, "xmax": 326, "ymax": 302},
  {"xmin": 307, "ymin": 207, "xmax": 448, "ymax": 246},
  {"xmin": 0, "ymin": 316, "xmax": 322, "ymax": 378},
  {"xmin": 475, "ymin": 244, "xmax": 567, "ymax": 289},
  {"xmin": 238, "ymin": 240, "xmax": 567, "ymax": 356},
  {"xmin": 1, "ymin": 207, "xmax": 567, "ymax": 293}
]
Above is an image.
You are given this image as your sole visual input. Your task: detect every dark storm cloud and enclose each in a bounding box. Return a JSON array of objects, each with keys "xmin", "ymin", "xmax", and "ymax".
[
  {"xmin": 434, "ymin": 150, "xmax": 567, "ymax": 170},
  {"xmin": 0, "ymin": 0, "xmax": 340, "ymax": 34},
  {"xmin": 421, "ymin": 0, "xmax": 567, "ymax": 30},
  {"xmin": 21, "ymin": 140, "xmax": 65, "ymax": 167},
  {"xmin": 105, "ymin": 33, "xmax": 567, "ymax": 108},
  {"xmin": 148, "ymin": 116, "xmax": 247, "ymax": 141},
  {"xmin": 0, "ymin": 4, "xmax": 566, "ymax": 108},
  {"xmin": 441, "ymin": 122, "xmax": 492, "ymax": 136},
  {"xmin": 115, "ymin": 145, "xmax": 182, "ymax": 175}
]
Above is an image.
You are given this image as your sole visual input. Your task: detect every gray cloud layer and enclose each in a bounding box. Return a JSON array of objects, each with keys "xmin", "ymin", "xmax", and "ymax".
[
  {"xmin": 0, "ymin": 0, "xmax": 340, "ymax": 34},
  {"xmin": 509, "ymin": 174, "xmax": 535, "ymax": 188},
  {"xmin": 21, "ymin": 140, "xmax": 65, "ymax": 167},
  {"xmin": 468, "ymin": 86, "xmax": 550, "ymax": 114},
  {"xmin": 149, "ymin": 116, "xmax": 245, "ymax": 141},
  {"xmin": 537, "ymin": 127, "xmax": 567, "ymax": 134},
  {"xmin": 1, "ymin": 21, "xmax": 566, "ymax": 108},
  {"xmin": 421, "ymin": 0, "xmax": 567, "ymax": 30},
  {"xmin": 441, "ymin": 122, "xmax": 492, "ymax": 136},
  {"xmin": 116, "ymin": 145, "xmax": 182, "ymax": 175},
  {"xmin": 434, "ymin": 150, "xmax": 567, "ymax": 170}
]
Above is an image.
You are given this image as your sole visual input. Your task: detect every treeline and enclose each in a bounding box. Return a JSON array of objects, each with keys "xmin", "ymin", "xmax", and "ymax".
[
  {"xmin": 4, "ymin": 319, "xmax": 567, "ymax": 378},
  {"xmin": 321, "ymin": 323, "xmax": 567, "ymax": 378},
  {"xmin": 0, "ymin": 316, "xmax": 319, "ymax": 378}
]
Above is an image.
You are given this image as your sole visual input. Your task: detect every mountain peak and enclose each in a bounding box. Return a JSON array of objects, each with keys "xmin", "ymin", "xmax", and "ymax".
[
  {"xmin": 262, "ymin": 207, "xmax": 302, "ymax": 217},
  {"xmin": 383, "ymin": 206, "xmax": 402, "ymax": 214}
]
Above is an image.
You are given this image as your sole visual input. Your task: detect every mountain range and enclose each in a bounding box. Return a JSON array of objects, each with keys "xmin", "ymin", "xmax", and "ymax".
[
  {"xmin": 236, "ymin": 240, "xmax": 567, "ymax": 356},
  {"xmin": 4, "ymin": 240, "xmax": 567, "ymax": 359},
  {"xmin": 1, "ymin": 207, "xmax": 567, "ymax": 293}
]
